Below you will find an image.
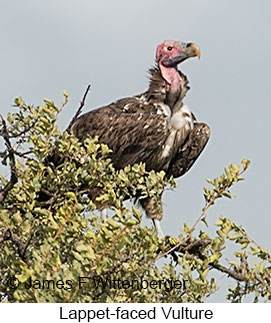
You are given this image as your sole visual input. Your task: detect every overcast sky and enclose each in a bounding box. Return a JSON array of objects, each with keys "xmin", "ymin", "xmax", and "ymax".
[{"xmin": 1, "ymin": 0, "xmax": 271, "ymax": 302}]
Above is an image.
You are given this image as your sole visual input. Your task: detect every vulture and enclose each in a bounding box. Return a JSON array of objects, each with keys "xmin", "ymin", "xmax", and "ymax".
[{"xmin": 69, "ymin": 40, "xmax": 210, "ymax": 238}]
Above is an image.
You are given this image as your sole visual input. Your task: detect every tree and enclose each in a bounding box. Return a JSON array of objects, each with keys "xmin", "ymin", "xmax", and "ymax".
[{"xmin": 0, "ymin": 93, "xmax": 270, "ymax": 303}]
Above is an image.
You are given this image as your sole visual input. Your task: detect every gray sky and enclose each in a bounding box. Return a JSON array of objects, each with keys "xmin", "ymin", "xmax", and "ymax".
[{"xmin": 1, "ymin": 0, "xmax": 271, "ymax": 301}]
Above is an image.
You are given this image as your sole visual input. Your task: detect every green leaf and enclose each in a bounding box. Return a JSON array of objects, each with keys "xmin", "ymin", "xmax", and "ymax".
[
  {"xmin": 65, "ymin": 192, "xmax": 77, "ymax": 200},
  {"xmin": 183, "ymin": 223, "xmax": 191, "ymax": 234},
  {"xmin": 132, "ymin": 205, "xmax": 142, "ymax": 222},
  {"xmin": 107, "ymin": 218, "xmax": 121, "ymax": 229},
  {"xmin": 228, "ymin": 232, "xmax": 243, "ymax": 240},
  {"xmin": 201, "ymin": 217, "xmax": 208, "ymax": 227}
]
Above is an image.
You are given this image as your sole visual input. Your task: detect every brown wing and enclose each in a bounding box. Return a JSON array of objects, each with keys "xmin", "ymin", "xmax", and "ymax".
[
  {"xmin": 69, "ymin": 96, "xmax": 169, "ymax": 170},
  {"xmin": 167, "ymin": 122, "xmax": 210, "ymax": 178}
]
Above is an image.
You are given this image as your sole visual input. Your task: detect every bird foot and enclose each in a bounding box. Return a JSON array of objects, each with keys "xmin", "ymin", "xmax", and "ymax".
[
  {"xmin": 153, "ymin": 219, "xmax": 164, "ymax": 239},
  {"xmin": 101, "ymin": 208, "xmax": 108, "ymax": 221}
]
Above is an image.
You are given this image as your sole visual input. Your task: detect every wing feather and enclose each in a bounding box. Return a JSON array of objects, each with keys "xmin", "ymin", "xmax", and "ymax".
[
  {"xmin": 70, "ymin": 96, "xmax": 169, "ymax": 170},
  {"xmin": 167, "ymin": 123, "xmax": 210, "ymax": 178}
]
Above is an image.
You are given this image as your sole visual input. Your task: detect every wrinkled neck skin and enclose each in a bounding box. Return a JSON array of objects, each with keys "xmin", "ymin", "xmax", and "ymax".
[{"xmin": 159, "ymin": 62, "xmax": 183, "ymax": 109}]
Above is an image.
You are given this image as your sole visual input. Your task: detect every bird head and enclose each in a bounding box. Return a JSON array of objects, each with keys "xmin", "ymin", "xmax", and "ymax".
[{"xmin": 156, "ymin": 41, "xmax": 201, "ymax": 67}]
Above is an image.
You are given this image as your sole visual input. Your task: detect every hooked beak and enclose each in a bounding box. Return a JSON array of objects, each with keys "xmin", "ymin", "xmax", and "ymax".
[
  {"xmin": 184, "ymin": 43, "xmax": 201, "ymax": 60},
  {"xmin": 162, "ymin": 42, "xmax": 201, "ymax": 67}
]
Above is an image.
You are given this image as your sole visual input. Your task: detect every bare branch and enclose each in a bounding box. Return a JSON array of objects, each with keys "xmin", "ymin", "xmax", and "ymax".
[
  {"xmin": 157, "ymin": 237, "xmax": 212, "ymax": 261},
  {"xmin": 0, "ymin": 228, "xmax": 30, "ymax": 263},
  {"xmin": 159, "ymin": 237, "xmax": 250, "ymax": 283},
  {"xmin": 189, "ymin": 195, "xmax": 216, "ymax": 236},
  {"xmin": 7, "ymin": 119, "xmax": 38, "ymax": 138},
  {"xmin": 0, "ymin": 228, "xmax": 11, "ymax": 243},
  {"xmin": 13, "ymin": 150, "xmax": 32, "ymax": 157},
  {"xmin": 0, "ymin": 115, "xmax": 18, "ymax": 203},
  {"xmin": 66, "ymin": 85, "xmax": 91, "ymax": 132},
  {"xmin": 210, "ymin": 262, "xmax": 246, "ymax": 282}
]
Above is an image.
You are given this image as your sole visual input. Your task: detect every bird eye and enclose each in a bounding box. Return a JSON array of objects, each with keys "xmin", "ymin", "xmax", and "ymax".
[{"xmin": 167, "ymin": 46, "xmax": 173, "ymax": 51}]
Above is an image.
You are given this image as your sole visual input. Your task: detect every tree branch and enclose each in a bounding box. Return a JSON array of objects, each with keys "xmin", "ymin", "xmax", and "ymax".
[
  {"xmin": 0, "ymin": 228, "xmax": 30, "ymax": 263},
  {"xmin": 188, "ymin": 164, "xmax": 249, "ymax": 237},
  {"xmin": 66, "ymin": 85, "xmax": 91, "ymax": 132},
  {"xmin": 7, "ymin": 119, "xmax": 37, "ymax": 138},
  {"xmin": 159, "ymin": 237, "xmax": 251, "ymax": 283},
  {"xmin": 157, "ymin": 237, "xmax": 212, "ymax": 261},
  {"xmin": 210, "ymin": 262, "xmax": 246, "ymax": 282},
  {"xmin": 0, "ymin": 115, "xmax": 18, "ymax": 203}
]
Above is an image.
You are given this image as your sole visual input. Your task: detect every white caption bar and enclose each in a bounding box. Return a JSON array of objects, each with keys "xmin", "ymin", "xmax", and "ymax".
[{"xmin": 1, "ymin": 303, "xmax": 269, "ymax": 323}]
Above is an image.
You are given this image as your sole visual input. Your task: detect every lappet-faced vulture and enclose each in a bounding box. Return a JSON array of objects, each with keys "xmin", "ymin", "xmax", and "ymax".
[{"xmin": 69, "ymin": 41, "xmax": 210, "ymax": 238}]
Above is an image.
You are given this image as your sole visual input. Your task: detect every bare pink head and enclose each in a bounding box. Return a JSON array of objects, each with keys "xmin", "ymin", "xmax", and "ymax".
[
  {"xmin": 156, "ymin": 40, "xmax": 200, "ymax": 67},
  {"xmin": 155, "ymin": 40, "xmax": 200, "ymax": 87}
]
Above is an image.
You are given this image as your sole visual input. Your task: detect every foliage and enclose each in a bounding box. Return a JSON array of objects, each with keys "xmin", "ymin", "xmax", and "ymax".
[{"xmin": 0, "ymin": 95, "xmax": 270, "ymax": 303}]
